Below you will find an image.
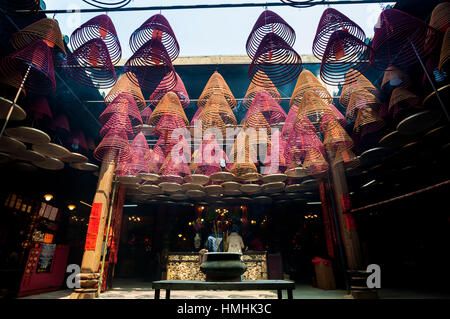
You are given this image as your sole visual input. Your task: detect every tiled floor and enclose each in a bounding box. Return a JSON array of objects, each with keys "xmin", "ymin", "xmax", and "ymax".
[{"xmin": 19, "ymin": 279, "xmax": 450, "ymax": 299}]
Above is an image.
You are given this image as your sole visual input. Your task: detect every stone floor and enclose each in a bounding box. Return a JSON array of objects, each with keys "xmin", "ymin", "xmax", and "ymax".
[{"xmin": 19, "ymin": 279, "xmax": 450, "ymax": 299}]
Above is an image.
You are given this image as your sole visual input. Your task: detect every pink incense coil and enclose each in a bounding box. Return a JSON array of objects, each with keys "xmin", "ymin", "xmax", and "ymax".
[
  {"xmin": 372, "ymin": 8, "xmax": 439, "ymax": 70},
  {"xmin": 194, "ymin": 135, "xmax": 230, "ymax": 175},
  {"xmin": 127, "ymin": 133, "xmax": 150, "ymax": 174},
  {"xmin": 67, "ymin": 130, "xmax": 89, "ymax": 152},
  {"xmin": 263, "ymin": 134, "xmax": 288, "ymax": 174},
  {"xmin": 140, "ymin": 106, "xmax": 153, "ymax": 124},
  {"xmin": 153, "ymin": 114, "xmax": 187, "ymax": 139},
  {"xmin": 246, "ymin": 90, "xmax": 287, "ymax": 125},
  {"xmin": 63, "ymin": 38, "xmax": 117, "ymax": 89},
  {"xmin": 99, "ymin": 92, "xmax": 142, "ymax": 127},
  {"xmin": 104, "ymin": 72, "xmax": 146, "ymax": 111},
  {"xmin": 115, "ymin": 159, "xmax": 133, "ymax": 177},
  {"xmin": 149, "ymin": 72, "xmax": 190, "ymax": 109},
  {"xmin": 154, "ymin": 134, "xmax": 171, "ymax": 157},
  {"xmin": 129, "ymin": 14, "xmax": 179, "ymax": 61},
  {"xmin": 94, "ymin": 129, "xmax": 131, "ymax": 163},
  {"xmin": 190, "ymin": 106, "xmax": 204, "ymax": 126},
  {"xmin": 49, "ymin": 113, "xmax": 70, "ymax": 134},
  {"xmin": 0, "ymin": 40, "xmax": 56, "ymax": 95},
  {"xmin": 249, "ymin": 32, "xmax": 302, "ymax": 88},
  {"xmin": 328, "ymin": 104, "xmax": 347, "ymax": 128},
  {"xmin": 70, "ymin": 14, "xmax": 122, "ymax": 65},
  {"xmin": 124, "ymin": 38, "xmax": 177, "ymax": 93},
  {"xmin": 312, "ymin": 8, "xmax": 366, "ymax": 60},
  {"xmin": 281, "ymin": 104, "xmax": 299, "ymax": 141},
  {"xmin": 100, "ymin": 112, "xmax": 134, "ymax": 139},
  {"xmin": 27, "ymin": 96, "xmax": 53, "ymax": 120},
  {"xmin": 148, "ymin": 144, "xmax": 165, "ymax": 173},
  {"xmin": 290, "ymin": 123, "xmax": 326, "ymax": 157},
  {"xmin": 320, "ymin": 30, "xmax": 374, "ymax": 86},
  {"xmin": 160, "ymin": 146, "xmax": 191, "ymax": 178},
  {"xmin": 246, "ymin": 10, "xmax": 296, "ymax": 59}
]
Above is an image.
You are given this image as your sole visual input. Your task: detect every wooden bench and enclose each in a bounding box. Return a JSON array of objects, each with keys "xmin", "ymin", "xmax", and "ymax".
[{"xmin": 152, "ymin": 280, "xmax": 295, "ymax": 299}]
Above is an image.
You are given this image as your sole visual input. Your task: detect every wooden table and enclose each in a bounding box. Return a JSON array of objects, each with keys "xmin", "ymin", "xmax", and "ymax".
[{"xmin": 152, "ymin": 280, "xmax": 295, "ymax": 299}]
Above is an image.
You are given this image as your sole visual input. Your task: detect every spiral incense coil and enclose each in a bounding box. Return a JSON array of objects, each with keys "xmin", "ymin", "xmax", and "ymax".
[
  {"xmin": 320, "ymin": 30, "xmax": 374, "ymax": 86},
  {"xmin": 312, "ymin": 8, "xmax": 366, "ymax": 60},
  {"xmin": 372, "ymin": 9, "xmax": 439, "ymax": 70},
  {"xmin": 339, "ymin": 69, "xmax": 377, "ymax": 108},
  {"xmin": 193, "ymin": 136, "xmax": 230, "ymax": 176},
  {"xmin": 67, "ymin": 130, "xmax": 89, "ymax": 153},
  {"xmin": 10, "ymin": 18, "xmax": 66, "ymax": 55},
  {"xmin": 0, "ymin": 40, "xmax": 56, "ymax": 95},
  {"xmin": 99, "ymin": 92, "xmax": 142, "ymax": 127},
  {"xmin": 100, "ymin": 112, "xmax": 134, "ymax": 138},
  {"xmin": 327, "ymin": 104, "xmax": 347, "ymax": 128},
  {"xmin": 140, "ymin": 106, "xmax": 153, "ymax": 124},
  {"xmin": 159, "ymin": 151, "xmax": 191, "ymax": 178},
  {"xmin": 439, "ymin": 28, "xmax": 450, "ymax": 72},
  {"xmin": 346, "ymin": 89, "xmax": 381, "ymax": 123},
  {"xmin": 27, "ymin": 96, "xmax": 53, "ymax": 120},
  {"xmin": 104, "ymin": 72, "xmax": 146, "ymax": 111},
  {"xmin": 429, "ymin": 2, "xmax": 450, "ymax": 33},
  {"xmin": 129, "ymin": 14, "xmax": 179, "ymax": 61},
  {"xmin": 83, "ymin": 0, "xmax": 132, "ymax": 9},
  {"xmin": 302, "ymin": 147, "xmax": 329, "ymax": 175},
  {"xmin": 243, "ymin": 70, "xmax": 281, "ymax": 109},
  {"xmin": 262, "ymin": 134, "xmax": 288, "ymax": 174},
  {"xmin": 246, "ymin": 10, "xmax": 296, "ymax": 59},
  {"xmin": 94, "ymin": 129, "xmax": 131, "ymax": 163},
  {"xmin": 332, "ymin": 145, "xmax": 360, "ymax": 169},
  {"xmin": 127, "ymin": 133, "xmax": 150, "ymax": 174},
  {"xmin": 388, "ymin": 87, "xmax": 421, "ymax": 113},
  {"xmin": 198, "ymin": 108, "xmax": 227, "ymax": 139},
  {"xmin": 190, "ymin": 107, "xmax": 204, "ymax": 126},
  {"xmin": 381, "ymin": 66, "xmax": 410, "ymax": 90},
  {"xmin": 281, "ymin": 104, "xmax": 299, "ymax": 140},
  {"xmin": 230, "ymin": 131, "xmax": 258, "ymax": 176},
  {"xmin": 243, "ymin": 110, "xmax": 271, "ymax": 138},
  {"xmin": 323, "ymin": 119, "xmax": 353, "ymax": 155},
  {"xmin": 287, "ymin": 124, "xmax": 325, "ymax": 160},
  {"xmin": 153, "ymin": 114, "xmax": 187, "ymax": 140},
  {"xmin": 198, "ymin": 71, "xmax": 236, "ymax": 109},
  {"xmin": 63, "ymin": 38, "xmax": 117, "ymax": 89},
  {"xmin": 70, "ymin": 14, "xmax": 122, "ymax": 65},
  {"xmin": 248, "ymin": 32, "xmax": 302, "ymax": 88},
  {"xmin": 290, "ymin": 69, "xmax": 333, "ymax": 107},
  {"xmin": 148, "ymin": 91, "xmax": 189, "ymax": 127},
  {"xmin": 246, "ymin": 90, "xmax": 287, "ymax": 126},
  {"xmin": 124, "ymin": 38, "xmax": 177, "ymax": 93},
  {"xmin": 149, "ymin": 72, "xmax": 190, "ymax": 109},
  {"xmin": 199, "ymin": 92, "xmax": 237, "ymax": 127},
  {"xmin": 353, "ymin": 107, "xmax": 385, "ymax": 137},
  {"xmin": 148, "ymin": 144, "xmax": 165, "ymax": 174},
  {"xmin": 49, "ymin": 113, "xmax": 70, "ymax": 134}
]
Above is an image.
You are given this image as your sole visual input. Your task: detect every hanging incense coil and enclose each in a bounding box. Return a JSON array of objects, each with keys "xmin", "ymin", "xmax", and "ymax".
[
  {"xmin": 127, "ymin": 133, "xmax": 150, "ymax": 174},
  {"xmin": 148, "ymin": 144, "xmax": 165, "ymax": 174},
  {"xmin": 339, "ymin": 70, "xmax": 377, "ymax": 109},
  {"xmin": 327, "ymin": 104, "xmax": 347, "ymax": 128},
  {"xmin": 290, "ymin": 69, "xmax": 333, "ymax": 107},
  {"xmin": 230, "ymin": 131, "xmax": 258, "ymax": 176},
  {"xmin": 149, "ymin": 72, "xmax": 190, "ymax": 109},
  {"xmin": 312, "ymin": 8, "xmax": 366, "ymax": 60},
  {"xmin": 100, "ymin": 112, "xmax": 134, "ymax": 138},
  {"xmin": 243, "ymin": 71, "xmax": 281, "ymax": 109},
  {"xmin": 104, "ymin": 72, "xmax": 146, "ymax": 111},
  {"xmin": 199, "ymin": 92, "xmax": 237, "ymax": 127},
  {"xmin": 246, "ymin": 10, "xmax": 296, "ymax": 59},
  {"xmin": 140, "ymin": 106, "xmax": 153, "ymax": 125},
  {"xmin": 302, "ymin": 147, "xmax": 329, "ymax": 175},
  {"xmin": 248, "ymin": 32, "xmax": 302, "ymax": 88},
  {"xmin": 99, "ymin": 92, "xmax": 142, "ymax": 126},
  {"xmin": 245, "ymin": 90, "xmax": 287, "ymax": 126},
  {"xmin": 66, "ymin": 130, "xmax": 89, "ymax": 153},
  {"xmin": 198, "ymin": 108, "xmax": 227, "ymax": 139},
  {"xmin": 439, "ymin": 28, "xmax": 450, "ymax": 72},
  {"xmin": 197, "ymin": 72, "xmax": 236, "ymax": 109},
  {"xmin": 124, "ymin": 38, "xmax": 176, "ymax": 93},
  {"xmin": 70, "ymin": 14, "xmax": 121, "ymax": 65},
  {"xmin": 83, "ymin": 1, "xmax": 132, "ymax": 9},
  {"xmin": 281, "ymin": 104, "xmax": 299, "ymax": 140},
  {"xmin": 323, "ymin": 119, "xmax": 353, "ymax": 155},
  {"xmin": 346, "ymin": 89, "xmax": 381, "ymax": 123},
  {"xmin": 129, "ymin": 14, "xmax": 179, "ymax": 61},
  {"xmin": 320, "ymin": 30, "xmax": 374, "ymax": 86},
  {"xmin": 94, "ymin": 129, "xmax": 131, "ymax": 163},
  {"xmin": 49, "ymin": 113, "xmax": 70, "ymax": 134},
  {"xmin": 332, "ymin": 145, "xmax": 360, "ymax": 169},
  {"xmin": 429, "ymin": 2, "xmax": 450, "ymax": 33},
  {"xmin": 27, "ymin": 96, "xmax": 53, "ymax": 120},
  {"xmin": 353, "ymin": 107, "xmax": 385, "ymax": 137},
  {"xmin": 190, "ymin": 107, "xmax": 204, "ymax": 127},
  {"xmin": 261, "ymin": 133, "xmax": 288, "ymax": 175},
  {"xmin": 193, "ymin": 136, "xmax": 230, "ymax": 176},
  {"xmin": 159, "ymin": 150, "xmax": 191, "ymax": 178},
  {"xmin": 10, "ymin": 18, "xmax": 66, "ymax": 55},
  {"xmin": 372, "ymin": 9, "xmax": 439, "ymax": 70},
  {"xmin": 0, "ymin": 40, "xmax": 56, "ymax": 95},
  {"xmin": 388, "ymin": 87, "xmax": 421, "ymax": 121},
  {"xmin": 288, "ymin": 123, "xmax": 326, "ymax": 159},
  {"xmin": 243, "ymin": 110, "xmax": 271, "ymax": 140},
  {"xmin": 153, "ymin": 114, "xmax": 188, "ymax": 140},
  {"xmin": 63, "ymin": 38, "xmax": 117, "ymax": 89},
  {"xmin": 148, "ymin": 91, "xmax": 189, "ymax": 126},
  {"xmin": 381, "ymin": 66, "xmax": 410, "ymax": 91}
]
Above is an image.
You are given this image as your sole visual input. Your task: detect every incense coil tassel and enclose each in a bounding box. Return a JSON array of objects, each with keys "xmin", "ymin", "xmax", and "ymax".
[
  {"xmin": 99, "ymin": 92, "xmax": 142, "ymax": 127},
  {"xmin": 124, "ymin": 38, "xmax": 177, "ymax": 93},
  {"xmin": 248, "ymin": 32, "xmax": 302, "ymax": 88},
  {"xmin": 10, "ymin": 18, "xmax": 66, "ymax": 55},
  {"xmin": 149, "ymin": 72, "xmax": 190, "ymax": 109},
  {"xmin": 198, "ymin": 72, "xmax": 236, "ymax": 109},
  {"xmin": 372, "ymin": 9, "xmax": 439, "ymax": 70},
  {"xmin": 148, "ymin": 92, "xmax": 189, "ymax": 126},
  {"xmin": 346, "ymin": 89, "xmax": 381, "ymax": 123},
  {"xmin": 290, "ymin": 69, "xmax": 333, "ymax": 107},
  {"xmin": 246, "ymin": 90, "xmax": 287, "ymax": 126},
  {"xmin": 320, "ymin": 30, "xmax": 374, "ymax": 86},
  {"xmin": 94, "ymin": 129, "xmax": 131, "ymax": 163},
  {"xmin": 246, "ymin": 10, "xmax": 296, "ymax": 59},
  {"xmin": 439, "ymin": 28, "xmax": 450, "ymax": 72},
  {"xmin": 70, "ymin": 14, "xmax": 122, "ymax": 65},
  {"xmin": 104, "ymin": 72, "xmax": 146, "ymax": 111},
  {"xmin": 27, "ymin": 96, "xmax": 53, "ymax": 120},
  {"xmin": 429, "ymin": 2, "xmax": 450, "ymax": 33},
  {"xmin": 63, "ymin": 38, "xmax": 117, "ymax": 89},
  {"xmin": 339, "ymin": 69, "xmax": 377, "ymax": 109},
  {"xmin": 243, "ymin": 70, "xmax": 281, "ymax": 109},
  {"xmin": 312, "ymin": 8, "xmax": 366, "ymax": 60},
  {"xmin": 129, "ymin": 14, "xmax": 179, "ymax": 61},
  {"xmin": 0, "ymin": 40, "xmax": 56, "ymax": 95},
  {"xmin": 100, "ymin": 112, "xmax": 134, "ymax": 139}
]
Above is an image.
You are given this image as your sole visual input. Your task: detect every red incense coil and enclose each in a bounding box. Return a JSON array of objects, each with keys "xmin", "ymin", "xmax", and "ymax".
[
  {"xmin": 100, "ymin": 112, "xmax": 134, "ymax": 139},
  {"xmin": 140, "ymin": 106, "xmax": 153, "ymax": 125},
  {"xmin": 104, "ymin": 72, "xmax": 146, "ymax": 111},
  {"xmin": 94, "ymin": 129, "xmax": 131, "ymax": 163},
  {"xmin": 243, "ymin": 70, "xmax": 281, "ymax": 109},
  {"xmin": 99, "ymin": 92, "xmax": 142, "ymax": 127},
  {"xmin": 27, "ymin": 96, "xmax": 53, "ymax": 120},
  {"xmin": 149, "ymin": 72, "xmax": 190, "ymax": 109},
  {"xmin": 246, "ymin": 90, "xmax": 287, "ymax": 125}
]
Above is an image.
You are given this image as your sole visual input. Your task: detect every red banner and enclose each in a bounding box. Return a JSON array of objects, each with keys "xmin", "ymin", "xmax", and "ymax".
[{"xmin": 85, "ymin": 203, "xmax": 103, "ymax": 251}]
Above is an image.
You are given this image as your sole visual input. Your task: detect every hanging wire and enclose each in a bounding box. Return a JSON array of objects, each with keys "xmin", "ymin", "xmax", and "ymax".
[{"xmin": 82, "ymin": 0, "xmax": 132, "ymax": 9}]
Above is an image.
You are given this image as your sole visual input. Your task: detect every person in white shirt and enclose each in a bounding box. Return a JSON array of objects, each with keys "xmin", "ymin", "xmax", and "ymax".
[{"xmin": 227, "ymin": 226, "xmax": 245, "ymax": 253}]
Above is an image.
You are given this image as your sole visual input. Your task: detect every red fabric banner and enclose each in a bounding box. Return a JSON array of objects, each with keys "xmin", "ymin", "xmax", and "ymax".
[{"xmin": 85, "ymin": 203, "xmax": 103, "ymax": 251}]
